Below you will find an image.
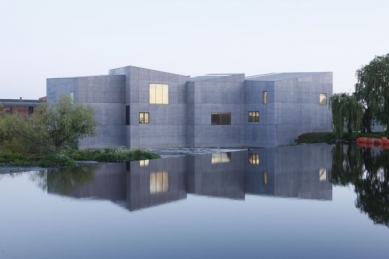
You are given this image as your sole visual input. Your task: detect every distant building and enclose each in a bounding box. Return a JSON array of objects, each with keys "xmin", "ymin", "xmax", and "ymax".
[
  {"xmin": 47, "ymin": 65, "xmax": 332, "ymax": 148},
  {"xmin": 0, "ymin": 97, "xmax": 45, "ymax": 118}
]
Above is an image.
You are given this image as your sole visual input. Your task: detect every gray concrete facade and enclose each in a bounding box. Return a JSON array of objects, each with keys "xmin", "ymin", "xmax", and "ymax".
[{"xmin": 47, "ymin": 66, "xmax": 332, "ymax": 149}]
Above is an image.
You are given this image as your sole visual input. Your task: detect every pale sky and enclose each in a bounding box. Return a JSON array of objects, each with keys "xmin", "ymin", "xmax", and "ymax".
[{"xmin": 1, "ymin": 0, "xmax": 388, "ymax": 99}]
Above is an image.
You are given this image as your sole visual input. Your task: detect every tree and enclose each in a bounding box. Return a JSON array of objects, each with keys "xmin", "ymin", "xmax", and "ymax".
[
  {"xmin": 330, "ymin": 93, "xmax": 363, "ymax": 138},
  {"xmin": 355, "ymin": 53, "xmax": 389, "ymax": 133},
  {"xmin": 0, "ymin": 95, "xmax": 97, "ymax": 155}
]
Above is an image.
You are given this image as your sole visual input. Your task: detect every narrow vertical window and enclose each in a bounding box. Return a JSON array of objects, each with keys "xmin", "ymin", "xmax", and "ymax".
[
  {"xmin": 263, "ymin": 91, "xmax": 268, "ymax": 104},
  {"xmin": 28, "ymin": 107, "xmax": 34, "ymax": 115},
  {"xmin": 319, "ymin": 93, "xmax": 327, "ymax": 105},
  {"xmin": 263, "ymin": 172, "xmax": 268, "ymax": 185},
  {"xmin": 139, "ymin": 112, "xmax": 149, "ymax": 124},
  {"xmin": 126, "ymin": 105, "xmax": 130, "ymax": 125},
  {"xmin": 248, "ymin": 111, "xmax": 260, "ymax": 122}
]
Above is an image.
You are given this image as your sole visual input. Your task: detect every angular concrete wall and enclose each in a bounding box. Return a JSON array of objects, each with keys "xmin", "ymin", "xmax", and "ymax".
[
  {"xmin": 245, "ymin": 72, "xmax": 333, "ymax": 147},
  {"xmin": 47, "ymin": 75, "xmax": 126, "ymax": 149},
  {"xmin": 110, "ymin": 66, "xmax": 190, "ymax": 148},
  {"xmin": 187, "ymin": 74, "xmax": 246, "ymax": 147},
  {"xmin": 274, "ymin": 73, "xmax": 333, "ymax": 146}
]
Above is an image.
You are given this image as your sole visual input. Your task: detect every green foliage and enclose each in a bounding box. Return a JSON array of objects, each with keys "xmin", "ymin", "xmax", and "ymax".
[
  {"xmin": 295, "ymin": 132, "xmax": 336, "ymax": 144},
  {"xmin": 40, "ymin": 154, "xmax": 76, "ymax": 167},
  {"xmin": 67, "ymin": 148, "xmax": 160, "ymax": 162},
  {"xmin": 331, "ymin": 144, "xmax": 389, "ymax": 227},
  {"xmin": 330, "ymin": 93, "xmax": 364, "ymax": 138},
  {"xmin": 355, "ymin": 53, "xmax": 389, "ymax": 132},
  {"xmin": 0, "ymin": 95, "xmax": 97, "ymax": 155}
]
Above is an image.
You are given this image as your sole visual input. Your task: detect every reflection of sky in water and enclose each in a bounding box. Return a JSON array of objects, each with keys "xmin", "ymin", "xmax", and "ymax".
[{"xmin": 1, "ymin": 144, "xmax": 389, "ymax": 259}]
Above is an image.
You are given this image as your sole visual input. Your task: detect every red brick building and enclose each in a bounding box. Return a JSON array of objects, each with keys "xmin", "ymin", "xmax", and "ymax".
[{"xmin": 0, "ymin": 98, "xmax": 45, "ymax": 118}]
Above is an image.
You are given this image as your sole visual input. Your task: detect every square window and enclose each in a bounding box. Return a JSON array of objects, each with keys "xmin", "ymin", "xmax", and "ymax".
[
  {"xmin": 248, "ymin": 111, "xmax": 260, "ymax": 122},
  {"xmin": 248, "ymin": 153, "xmax": 260, "ymax": 165},
  {"xmin": 139, "ymin": 112, "xmax": 149, "ymax": 124},
  {"xmin": 149, "ymin": 84, "xmax": 169, "ymax": 104}
]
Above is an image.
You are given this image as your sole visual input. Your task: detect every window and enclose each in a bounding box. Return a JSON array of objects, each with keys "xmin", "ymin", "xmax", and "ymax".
[
  {"xmin": 28, "ymin": 107, "xmax": 34, "ymax": 115},
  {"xmin": 150, "ymin": 171, "xmax": 168, "ymax": 194},
  {"xmin": 149, "ymin": 84, "xmax": 168, "ymax": 104},
  {"xmin": 70, "ymin": 92, "xmax": 74, "ymax": 103},
  {"xmin": 263, "ymin": 172, "xmax": 268, "ymax": 185},
  {"xmin": 263, "ymin": 91, "xmax": 268, "ymax": 104},
  {"xmin": 249, "ymin": 153, "xmax": 260, "ymax": 165},
  {"xmin": 126, "ymin": 105, "xmax": 130, "ymax": 125},
  {"xmin": 139, "ymin": 112, "xmax": 149, "ymax": 124},
  {"xmin": 140, "ymin": 160, "xmax": 149, "ymax": 167},
  {"xmin": 319, "ymin": 168, "xmax": 327, "ymax": 181},
  {"xmin": 248, "ymin": 111, "xmax": 260, "ymax": 122},
  {"xmin": 211, "ymin": 153, "xmax": 231, "ymax": 164},
  {"xmin": 319, "ymin": 93, "xmax": 327, "ymax": 105},
  {"xmin": 211, "ymin": 113, "xmax": 231, "ymax": 125}
]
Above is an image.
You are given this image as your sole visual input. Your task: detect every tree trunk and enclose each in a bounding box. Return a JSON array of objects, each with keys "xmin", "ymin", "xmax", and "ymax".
[{"xmin": 363, "ymin": 108, "xmax": 372, "ymax": 133}]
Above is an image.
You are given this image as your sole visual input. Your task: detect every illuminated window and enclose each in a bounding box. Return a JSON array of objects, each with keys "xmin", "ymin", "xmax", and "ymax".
[
  {"xmin": 249, "ymin": 153, "xmax": 260, "ymax": 165},
  {"xmin": 126, "ymin": 105, "xmax": 130, "ymax": 125},
  {"xmin": 263, "ymin": 91, "xmax": 268, "ymax": 104},
  {"xmin": 149, "ymin": 84, "xmax": 169, "ymax": 104},
  {"xmin": 139, "ymin": 112, "xmax": 149, "ymax": 124},
  {"xmin": 319, "ymin": 168, "xmax": 327, "ymax": 181},
  {"xmin": 150, "ymin": 171, "xmax": 168, "ymax": 194},
  {"xmin": 211, "ymin": 152, "xmax": 231, "ymax": 164},
  {"xmin": 263, "ymin": 172, "xmax": 268, "ymax": 185},
  {"xmin": 248, "ymin": 111, "xmax": 260, "ymax": 122},
  {"xmin": 211, "ymin": 113, "xmax": 231, "ymax": 125},
  {"xmin": 140, "ymin": 160, "xmax": 149, "ymax": 167},
  {"xmin": 319, "ymin": 93, "xmax": 327, "ymax": 105}
]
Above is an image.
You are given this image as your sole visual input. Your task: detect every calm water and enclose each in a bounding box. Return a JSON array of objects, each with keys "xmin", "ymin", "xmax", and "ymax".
[{"xmin": 1, "ymin": 144, "xmax": 389, "ymax": 259}]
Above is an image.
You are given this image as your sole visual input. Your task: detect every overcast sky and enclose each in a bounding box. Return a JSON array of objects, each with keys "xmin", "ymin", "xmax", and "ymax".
[{"xmin": 1, "ymin": 0, "xmax": 388, "ymax": 99}]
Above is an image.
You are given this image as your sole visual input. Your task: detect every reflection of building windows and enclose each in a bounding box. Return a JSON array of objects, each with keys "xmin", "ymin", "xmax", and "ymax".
[
  {"xmin": 319, "ymin": 168, "xmax": 327, "ymax": 181},
  {"xmin": 263, "ymin": 91, "xmax": 268, "ymax": 104},
  {"xmin": 4, "ymin": 109, "xmax": 11, "ymax": 114},
  {"xmin": 70, "ymin": 92, "xmax": 74, "ymax": 103},
  {"xmin": 150, "ymin": 171, "xmax": 168, "ymax": 194},
  {"xmin": 149, "ymin": 84, "xmax": 169, "ymax": 104},
  {"xmin": 319, "ymin": 93, "xmax": 327, "ymax": 105},
  {"xmin": 126, "ymin": 105, "xmax": 130, "ymax": 125},
  {"xmin": 140, "ymin": 160, "xmax": 149, "ymax": 167},
  {"xmin": 211, "ymin": 152, "xmax": 231, "ymax": 164},
  {"xmin": 211, "ymin": 113, "xmax": 231, "ymax": 125},
  {"xmin": 263, "ymin": 172, "xmax": 268, "ymax": 185},
  {"xmin": 249, "ymin": 153, "xmax": 260, "ymax": 165},
  {"xmin": 139, "ymin": 112, "xmax": 149, "ymax": 124},
  {"xmin": 248, "ymin": 111, "xmax": 260, "ymax": 122}
]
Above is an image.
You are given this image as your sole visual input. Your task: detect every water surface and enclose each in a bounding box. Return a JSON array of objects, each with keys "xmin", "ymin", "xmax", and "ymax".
[{"xmin": 1, "ymin": 144, "xmax": 388, "ymax": 259}]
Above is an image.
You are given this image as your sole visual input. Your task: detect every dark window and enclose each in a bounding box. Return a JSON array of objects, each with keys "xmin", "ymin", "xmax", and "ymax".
[
  {"xmin": 139, "ymin": 112, "xmax": 149, "ymax": 124},
  {"xmin": 211, "ymin": 113, "xmax": 231, "ymax": 125},
  {"xmin": 248, "ymin": 111, "xmax": 260, "ymax": 122},
  {"xmin": 28, "ymin": 107, "xmax": 34, "ymax": 115},
  {"xmin": 126, "ymin": 105, "xmax": 130, "ymax": 125}
]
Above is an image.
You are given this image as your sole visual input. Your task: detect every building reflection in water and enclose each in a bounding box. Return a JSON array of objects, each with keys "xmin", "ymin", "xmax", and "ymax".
[{"xmin": 47, "ymin": 144, "xmax": 333, "ymax": 212}]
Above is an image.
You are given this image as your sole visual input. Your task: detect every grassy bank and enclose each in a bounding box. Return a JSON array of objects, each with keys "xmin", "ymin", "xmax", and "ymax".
[
  {"xmin": 0, "ymin": 148, "xmax": 160, "ymax": 168},
  {"xmin": 295, "ymin": 132, "xmax": 389, "ymax": 144}
]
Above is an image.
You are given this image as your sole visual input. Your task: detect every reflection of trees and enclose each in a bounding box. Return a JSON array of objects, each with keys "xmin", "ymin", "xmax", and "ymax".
[
  {"xmin": 331, "ymin": 144, "xmax": 389, "ymax": 227},
  {"xmin": 31, "ymin": 165, "xmax": 97, "ymax": 195}
]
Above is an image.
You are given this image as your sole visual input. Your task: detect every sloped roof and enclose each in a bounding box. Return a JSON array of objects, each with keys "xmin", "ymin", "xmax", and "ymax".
[
  {"xmin": 245, "ymin": 72, "xmax": 326, "ymax": 81},
  {"xmin": 188, "ymin": 74, "xmax": 239, "ymax": 82}
]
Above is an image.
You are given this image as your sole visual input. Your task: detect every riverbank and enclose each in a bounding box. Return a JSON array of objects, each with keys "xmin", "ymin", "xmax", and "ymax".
[{"xmin": 0, "ymin": 148, "xmax": 160, "ymax": 168}]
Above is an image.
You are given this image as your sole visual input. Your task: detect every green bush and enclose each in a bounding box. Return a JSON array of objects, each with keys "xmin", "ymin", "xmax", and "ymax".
[
  {"xmin": 67, "ymin": 148, "xmax": 160, "ymax": 162},
  {"xmin": 40, "ymin": 154, "xmax": 76, "ymax": 167}
]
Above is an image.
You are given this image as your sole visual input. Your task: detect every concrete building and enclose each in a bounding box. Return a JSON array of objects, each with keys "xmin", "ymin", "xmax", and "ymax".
[{"xmin": 47, "ymin": 66, "xmax": 332, "ymax": 148}]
